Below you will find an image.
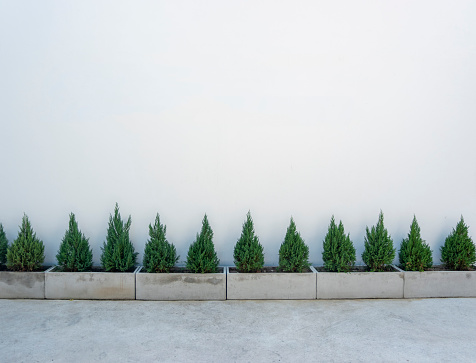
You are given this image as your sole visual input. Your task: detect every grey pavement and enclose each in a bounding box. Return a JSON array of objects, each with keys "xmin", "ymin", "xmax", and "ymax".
[{"xmin": 0, "ymin": 298, "xmax": 475, "ymax": 362}]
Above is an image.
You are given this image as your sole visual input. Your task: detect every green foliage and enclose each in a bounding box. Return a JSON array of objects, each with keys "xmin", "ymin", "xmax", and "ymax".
[
  {"xmin": 278, "ymin": 218, "xmax": 310, "ymax": 272},
  {"xmin": 233, "ymin": 211, "xmax": 264, "ymax": 272},
  {"xmin": 143, "ymin": 214, "xmax": 179, "ymax": 273},
  {"xmin": 56, "ymin": 213, "xmax": 93, "ymax": 272},
  {"xmin": 0, "ymin": 223, "xmax": 8, "ymax": 265},
  {"xmin": 100, "ymin": 203, "xmax": 138, "ymax": 272},
  {"xmin": 322, "ymin": 216, "xmax": 356, "ymax": 272},
  {"xmin": 186, "ymin": 214, "xmax": 219, "ymax": 273},
  {"xmin": 6, "ymin": 215, "xmax": 45, "ymax": 271},
  {"xmin": 399, "ymin": 215, "xmax": 432, "ymax": 271},
  {"xmin": 362, "ymin": 211, "xmax": 396, "ymax": 271},
  {"xmin": 440, "ymin": 216, "xmax": 475, "ymax": 270}
]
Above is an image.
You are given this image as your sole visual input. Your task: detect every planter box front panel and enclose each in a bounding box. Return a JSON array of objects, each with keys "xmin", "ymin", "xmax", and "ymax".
[
  {"xmin": 404, "ymin": 270, "xmax": 476, "ymax": 298},
  {"xmin": 136, "ymin": 268, "xmax": 226, "ymax": 301},
  {"xmin": 227, "ymin": 267, "xmax": 317, "ymax": 300},
  {"xmin": 45, "ymin": 269, "xmax": 137, "ymax": 300},
  {"xmin": 0, "ymin": 271, "xmax": 45, "ymax": 299},
  {"xmin": 316, "ymin": 269, "xmax": 404, "ymax": 299}
]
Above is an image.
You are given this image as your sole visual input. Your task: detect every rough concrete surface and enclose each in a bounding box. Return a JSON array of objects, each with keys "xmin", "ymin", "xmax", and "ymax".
[
  {"xmin": 136, "ymin": 270, "xmax": 226, "ymax": 300},
  {"xmin": 0, "ymin": 271, "xmax": 45, "ymax": 299},
  {"xmin": 316, "ymin": 271, "xmax": 404, "ymax": 299},
  {"xmin": 46, "ymin": 271, "xmax": 136, "ymax": 300},
  {"xmin": 0, "ymin": 298, "xmax": 475, "ymax": 362},
  {"xmin": 404, "ymin": 271, "xmax": 476, "ymax": 298},
  {"xmin": 227, "ymin": 271, "xmax": 316, "ymax": 299}
]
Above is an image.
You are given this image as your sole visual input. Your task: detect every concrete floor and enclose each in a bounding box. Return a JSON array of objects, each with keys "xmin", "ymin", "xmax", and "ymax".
[{"xmin": 0, "ymin": 299, "xmax": 475, "ymax": 362}]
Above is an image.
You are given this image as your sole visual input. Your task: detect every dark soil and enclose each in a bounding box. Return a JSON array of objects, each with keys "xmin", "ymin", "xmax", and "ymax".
[
  {"xmin": 315, "ymin": 265, "xmax": 476, "ymax": 272},
  {"xmin": 229, "ymin": 267, "xmax": 313, "ymax": 273},
  {"xmin": 0, "ymin": 265, "xmax": 52, "ymax": 272},
  {"xmin": 408, "ymin": 265, "xmax": 476, "ymax": 272},
  {"xmin": 52, "ymin": 266, "xmax": 136, "ymax": 273},
  {"xmin": 315, "ymin": 265, "xmax": 397, "ymax": 273},
  {"xmin": 141, "ymin": 267, "xmax": 224, "ymax": 274}
]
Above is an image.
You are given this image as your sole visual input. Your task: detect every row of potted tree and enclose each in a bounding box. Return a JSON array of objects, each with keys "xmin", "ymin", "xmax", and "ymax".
[{"xmin": 0, "ymin": 204, "xmax": 474, "ymax": 274}]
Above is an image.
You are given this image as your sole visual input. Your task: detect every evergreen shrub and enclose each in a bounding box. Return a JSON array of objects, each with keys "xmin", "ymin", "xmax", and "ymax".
[
  {"xmin": 186, "ymin": 214, "xmax": 220, "ymax": 273},
  {"xmin": 398, "ymin": 215, "xmax": 432, "ymax": 271},
  {"xmin": 100, "ymin": 203, "xmax": 138, "ymax": 272},
  {"xmin": 278, "ymin": 218, "xmax": 310, "ymax": 272},
  {"xmin": 0, "ymin": 223, "xmax": 8, "ymax": 265},
  {"xmin": 440, "ymin": 216, "xmax": 475, "ymax": 270},
  {"xmin": 6, "ymin": 215, "xmax": 45, "ymax": 271},
  {"xmin": 56, "ymin": 213, "xmax": 93, "ymax": 272},
  {"xmin": 233, "ymin": 211, "xmax": 264, "ymax": 272},
  {"xmin": 362, "ymin": 211, "xmax": 396, "ymax": 271},
  {"xmin": 322, "ymin": 216, "xmax": 356, "ymax": 272},
  {"xmin": 143, "ymin": 214, "xmax": 179, "ymax": 273}
]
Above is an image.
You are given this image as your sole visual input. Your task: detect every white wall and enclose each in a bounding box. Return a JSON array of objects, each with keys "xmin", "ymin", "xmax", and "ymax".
[{"xmin": 1, "ymin": 1, "xmax": 475, "ymax": 266}]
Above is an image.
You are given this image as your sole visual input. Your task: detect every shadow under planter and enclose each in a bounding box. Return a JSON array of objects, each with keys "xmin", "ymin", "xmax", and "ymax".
[
  {"xmin": 135, "ymin": 267, "xmax": 226, "ymax": 301},
  {"xmin": 403, "ymin": 267, "xmax": 476, "ymax": 298},
  {"xmin": 226, "ymin": 266, "xmax": 317, "ymax": 300},
  {"xmin": 45, "ymin": 266, "xmax": 140, "ymax": 300},
  {"xmin": 0, "ymin": 267, "xmax": 49, "ymax": 299},
  {"xmin": 315, "ymin": 265, "xmax": 404, "ymax": 299}
]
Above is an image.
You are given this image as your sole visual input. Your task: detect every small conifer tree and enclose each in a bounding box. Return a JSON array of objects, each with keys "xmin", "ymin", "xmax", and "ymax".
[
  {"xmin": 56, "ymin": 213, "xmax": 93, "ymax": 272},
  {"xmin": 0, "ymin": 223, "xmax": 8, "ymax": 265},
  {"xmin": 440, "ymin": 216, "xmax": 475, "ymax": 270},
  {"xmin": 143, "ymin": 214, "xmax": 179, "ymax": 273},
  {"xmin": 186, "ymin": 214, "xmax": 219, "ymax": 273},
  {"xmin": 322, "ymin": 216, "xmax": 356, "ymax": 272},
  {"xmin": 278, "ymin": 217, "xmax": 310, "ymax": 272},
  {"xmin": 233, "ymin": 211, "xmax": 264, "ymax": 272},
  {"xmin": 362, "ymin": 211, "xmax": 396, "ymax": 271},
  {"xmin": 100, "ymin": 203, "xmax": 138, "ymax": 272},
  {"xmin": 6, "ymin": 214, "xmax": 45, "ymax": 271},
  {"xmin": 399, "ymin": 215, "xmax": 432, "ymax": 271}
]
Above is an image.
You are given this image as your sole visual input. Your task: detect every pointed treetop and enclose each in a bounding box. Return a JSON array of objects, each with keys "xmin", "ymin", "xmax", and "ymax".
[{"xmin": 200, "ymin": 214, "xmax": 213, "ymax": 236}]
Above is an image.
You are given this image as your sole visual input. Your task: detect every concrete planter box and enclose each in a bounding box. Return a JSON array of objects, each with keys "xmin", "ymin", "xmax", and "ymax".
[
  {"xmin": 316, "ymin": 265, "xmax": 404, "ymax": 299},
  {"xmin": 226, "ymin": 266, "xmax": 317, "ymax": 300},
  {"xmin": 45, "ymin": 266, "xmax": 140, "ymax": 300},
  {"xmin": 136, "ymin": 267, "xmax": 226, "ymax": 301},
  {"xmin": 403, "ymin": 268, "xmax": 476, "ymax": 298},
  {"xmin": 0, "ymin": 267, "xmax": 49, "ymax": 299}
]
